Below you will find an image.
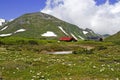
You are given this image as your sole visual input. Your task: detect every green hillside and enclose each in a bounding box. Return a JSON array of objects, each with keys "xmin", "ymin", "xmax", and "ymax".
[
  {"xmin": 105, "ymin": 31, "xmax": 120, "ymax": 44},
  {"xmin": 0, "ymin": 12, "xmax": 98, "ymax": 40}
]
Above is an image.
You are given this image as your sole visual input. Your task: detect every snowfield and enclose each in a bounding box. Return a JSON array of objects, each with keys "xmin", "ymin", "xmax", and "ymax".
[
  {"xmin": 41, "ymin": 31, "xmax": 57, "ymax": 37},
  {"xmin": 83, "ymin": 31, "xmax": 88, "ymax": 34},
  {"xmin": 71, "ymin": 33, "xmax": 78, "ymax": 40},
  {"xmin": 58, "ymin": 26, "xmax": 69, "ymax": 36},
  {"xmin": 0, "ymin": 26, "xmax": 8, "ymax": 31},
  {"xmin": 78, "ymin": 36, "xmax": 84, "ymax": 40},
  {"xmin": 0, "ymin": 19, "xmax": 6, "ymax": 26},
  {"xmin": 0, "ymin": 33, "xmax": 12, "ymax": 37},
  {"xmin": 14, "ymin": 29, "xmax": 26, "ymax": 33}
]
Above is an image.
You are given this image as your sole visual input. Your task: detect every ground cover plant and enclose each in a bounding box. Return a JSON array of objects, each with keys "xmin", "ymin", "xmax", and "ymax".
[{"xmin": 0, "ymin": 37, "xmax": 119, "ymax": 80}]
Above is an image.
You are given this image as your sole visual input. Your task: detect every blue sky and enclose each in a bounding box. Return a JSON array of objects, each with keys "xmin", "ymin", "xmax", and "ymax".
[
  {"xmin": 0, "ymin": 0, "xmax": 119, "ymax": 20},
  {"xmin": 95, "ymin": 0, "xmax": 118, "ymax": 5},
  {"xmin": 0, "ymin": 0, "xmax": 46, "ymax": 20}
]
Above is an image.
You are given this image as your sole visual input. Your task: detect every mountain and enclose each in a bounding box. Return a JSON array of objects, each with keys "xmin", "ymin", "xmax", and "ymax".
[
  {"xmin": 0, "ymin": 12, "xmax": 99, "ymax": 40},
  {"xmin": 102, "ymin": 34, "xmax": 110, "ymax": 38},
  {"xmin": 105, "ymin": 31, "xmax": 120, "ymax": 42},
  {"xmin": 0, "ymin": 18, "xmax": 6, "ymax": 26}
]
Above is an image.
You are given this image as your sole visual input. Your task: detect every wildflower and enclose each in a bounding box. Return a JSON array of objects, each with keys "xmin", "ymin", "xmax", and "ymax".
[
  {"xmin": 62, "ymin": 62, "xmax": 65, "ymax": 65},
  {"xmin": 37, "ymin": 72, "xmax": 41, "ymax": 76},
  {"xmin": 73, "ymin": 64, "xmax": 76, "ymax": 66},
  {"xmin": 69, "ymin": 77, "xmax": 72, "ymax": 80},
  {"xmin": 111, "ymin": 68, "xmax": 114, "ymax": 71},
  {"xmin": 68, "ymin": 63, "xmax": 72, "ymax": 66},
  {"xmin": 107, "ymin": 65, "xmax": 110, "ymax": 68},
  {"xmin": 116, "ymin": 78, "xmax": 119, "ymax": 80},
  {"xmin": 30, "ymin": 70, "xmax": 33, "ymax": 73},
  {"xmin": 101, "ymin": 64, "xmax": 105, "ymax": 67},
  {"xmin": 68, "ymin": 73, "xmax": 71, "ymax": 75},
  {"xmin": 32, "ymin": 76, "xmax": 36, "ymax": 78},
  {"xmin": 93, "ymin": 66, "xmax": 96, "ymax": 69},
  {"xmin": 2, "ymin": 67, "xmax": 4, "ymax": 70},
  {"xmin": 13, "ymin": 72, "xmax": 16, "ymax": 74},
  {"xmin": 41, "ymin": 75, "xmax": 44, "ymax": 78},
  {"xmin": 16, "ymin": 67, "xmax": 19, "ymax": 70},
  {"xmin": 100, "ymin": 67, "xmax": 105, "ymax": 72}
]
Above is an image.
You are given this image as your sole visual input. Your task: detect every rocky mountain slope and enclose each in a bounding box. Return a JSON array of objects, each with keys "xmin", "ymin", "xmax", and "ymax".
[{"xmin": 0, "ymin": 12, "xmax": 99, "ymax": 40}]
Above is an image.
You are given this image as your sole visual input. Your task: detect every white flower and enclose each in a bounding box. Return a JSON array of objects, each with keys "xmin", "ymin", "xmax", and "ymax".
[
  {"xmin": 68, "ymin": 64, "xmax": 72, "ymax": 66},
  {"xmin": 101, "ymin": 64, "xmax": 105, "ymax": 67},
  {"xmin": 69, "ymin": 77, "xmax": 72, "ymax": 80},
  {"xmin": 62, "ymin": 63, "xmax": 65, "ymax": 65},
  {"xmin": 32, "ymin": 76, "xmax": 36, "ymax": 78},
  {"xmin": 13, "ymin": 72, "xmax": 16, "ymax": 74},
  {"xmin": 111, "ymin": 68, "xmax": 114, "ymax": 71},
  {"xmin": 16, "ymin": 67, "xmax": 19, "ymax": 70},
  {"xmin": 93, "ymin": 66, "xmax": 96, "ymax": 69},
  {"xmin": 100, "ymin": 67, "xmax": 105, "ymax": 72},
  {"xmin": 116, "ymin": 78, "xmax": 119, "ymax": 80},
  {"xmin": 41, "ymin": 75, "xmax": 44, "ymax": 78},
  {"xmin": 68, "ymin": 73, "xmax": 71, "ymax": 75},
  {"xmin": 37, "ymin": 72, "xmax": 41, "ymax": 75},
  {"xmin": 2, "ymin": 67, "xmax": 4, "ymax": 70}
]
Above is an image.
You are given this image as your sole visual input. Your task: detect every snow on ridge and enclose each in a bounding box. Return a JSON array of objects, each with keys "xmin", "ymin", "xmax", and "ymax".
[
  {"xmin": 41, "ymin": 31, "xmax": 57, "ymax": 37},
  {"xmin": 0, "ymin": 33, "xmax": 12, "ymax": 37},
  {"xmin": 78, "ymin": 36, "xmax": 84, "ymax": 40},
  {"xmin": 14, "ymin": 29, "xmax": 26, "ymax": 33},
  {"xmin": 0, "ymin": 29, "xmax": 26, "ymax": 37},
  {"xmin": 0, "ymin": 26, "xmax": 8, "ymax": 31},
  {"xmin": 58, "ymin": 26, "xmax": 69, "ymax": 36},
  {"xmin": 71, "ymin": 33, "xmax": 78, "ymax": 40},
  {"xmin": 0, "ymin": 19, "xmax": 6, "ymax": 26},
  {"xmin": 9, "ymin": 19, "xmax": 14, "ymax": 22},
  {"xmin": 83, "ymin": 31, "xmax": 88, "ymax": 35}
]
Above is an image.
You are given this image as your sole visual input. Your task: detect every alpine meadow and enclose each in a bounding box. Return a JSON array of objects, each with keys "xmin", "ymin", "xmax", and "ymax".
[{"xmin": 0, "ymin": 0, "xmax": 120, "ymax": 80}]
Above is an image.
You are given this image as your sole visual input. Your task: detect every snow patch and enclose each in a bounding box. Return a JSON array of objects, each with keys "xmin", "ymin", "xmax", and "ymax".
[
  {"xmin": 0, "ymin": 26, "xmax": 8, "ymax": 31},
  {"xmin": 90, "ymin": 31, "xmax": 94, "ymax": 33},
  {"xmin": 0, "ymin": 33, "xmax": 12, "ymax": 37},
  {"xmin": 83, "ymin": 31, "xmax": 88, "ymax": 35},
  {"xmin": 14, "ymin": 29, "xmax": 26, "ymax": 33},
  {"xmin": 0, "ymin": 19, "xmax": 5, "ymax": 26},
  {"xmin": 58, "ymin": 26, "xmax": 69, "ymax": 36},
  {"xmin": 71, "ymin": 33, "xmax": 78, "ymax": 40},
  {"xmin": 9, "ymin": 19, "xmax": 14, "ymax": 22},
  {"xmin": 78, "ymin": 36, "xmax": 84, "ymax": 40},
  {"xmin": 41, "ymin": 31, "xmax": 57, "ymax": 37}
]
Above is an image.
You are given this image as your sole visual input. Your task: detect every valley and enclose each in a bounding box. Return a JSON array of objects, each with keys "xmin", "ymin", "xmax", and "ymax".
[
  {"xmin": 0, "ymin": 37, "xmax": 120, "ymax": 80},
  {"xmin": 0, "ymin": 12, "xmax": 120, "ymax": 80}
]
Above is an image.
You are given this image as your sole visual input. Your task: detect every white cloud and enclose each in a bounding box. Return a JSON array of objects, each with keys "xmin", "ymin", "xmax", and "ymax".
[{"xmin": 41, "ymin": 0, "xmax": 120, "ymax": 34}]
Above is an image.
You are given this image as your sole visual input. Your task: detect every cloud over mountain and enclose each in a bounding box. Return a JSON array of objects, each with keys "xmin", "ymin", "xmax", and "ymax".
[{"xmin": 41, "ymin": 0, "xmax": 120, "ymax": 34}]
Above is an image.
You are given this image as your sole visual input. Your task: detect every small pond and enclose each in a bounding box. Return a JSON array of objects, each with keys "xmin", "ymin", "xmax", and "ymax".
[{"xmin": 48, "ymin": 51, "xmax": 72, "ymax": 54}]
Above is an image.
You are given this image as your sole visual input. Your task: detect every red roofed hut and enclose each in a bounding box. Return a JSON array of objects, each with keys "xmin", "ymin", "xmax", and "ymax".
[{"xmin": 59, "ymin": 37, "xmax": 77, "ymax": 42}]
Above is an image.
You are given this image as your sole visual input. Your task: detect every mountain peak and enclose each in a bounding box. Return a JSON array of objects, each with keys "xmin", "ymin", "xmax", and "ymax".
[{"xmin": 0, "ymin": 12, "xmax": 99, "ymax": 40}]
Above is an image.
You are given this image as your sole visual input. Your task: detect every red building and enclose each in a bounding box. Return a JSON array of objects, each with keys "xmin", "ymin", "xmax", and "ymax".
[{"xmin": 59, "ymin": 37, "xmax": 77, "ymax": 42}]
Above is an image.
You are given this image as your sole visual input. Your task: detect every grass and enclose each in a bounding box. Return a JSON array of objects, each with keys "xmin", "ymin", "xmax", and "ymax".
[{"xmin": 0, "ymin": 39, "xmax": 120, "ymax": 80}]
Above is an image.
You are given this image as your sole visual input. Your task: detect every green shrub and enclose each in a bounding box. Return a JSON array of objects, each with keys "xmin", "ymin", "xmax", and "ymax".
[
  {"xmin": 72, "ymin": 48, "xmax": 94, "ymax": 54},
  {"xmin": 96, "ymin": 46, "xmax": 107, "ymax": 50},
  {"xmin": 28, "ymin": 40, "xmax": 38, "ymax": 45}
]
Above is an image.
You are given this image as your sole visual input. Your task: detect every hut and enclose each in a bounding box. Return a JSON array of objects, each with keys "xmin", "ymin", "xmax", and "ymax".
[{"xmin": 59, "ymin": 37, "xmax": 77, "ymax": 42}]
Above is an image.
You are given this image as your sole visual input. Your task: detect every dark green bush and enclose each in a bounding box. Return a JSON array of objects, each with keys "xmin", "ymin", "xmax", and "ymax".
[
  {"xmin": 28, "ymin": 40, "xmax": 38, "ymax": 45},
  {"xmin": 72, "ymin": 48, "xmax": 94, "ymax": 54},
  {"xmin": 96, "ymin": 46, "xmax": 107, "ymax": 50}
]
